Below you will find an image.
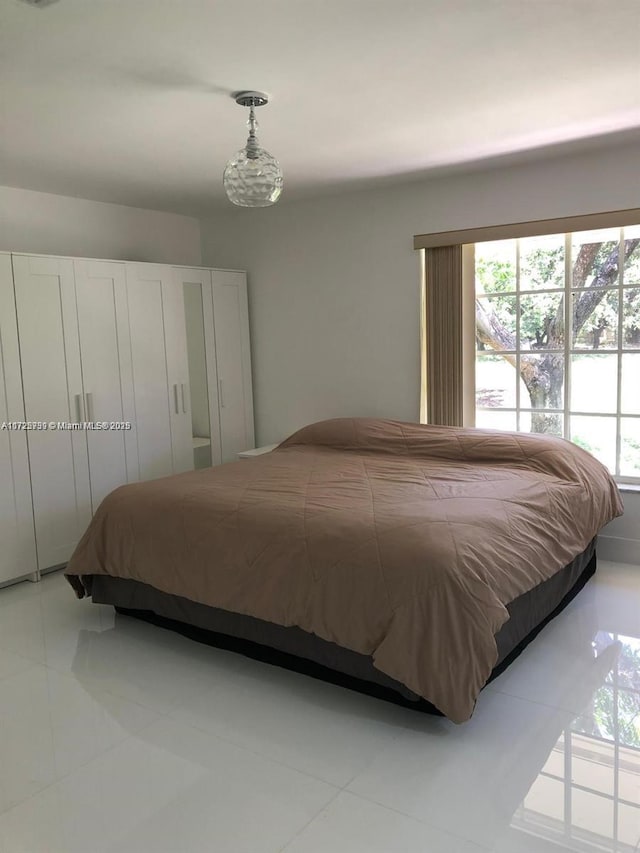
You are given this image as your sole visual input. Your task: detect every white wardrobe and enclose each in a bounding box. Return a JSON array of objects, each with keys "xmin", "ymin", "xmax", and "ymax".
[
  {"xmin": 175, "ymin": 267, "xmax": 255, "ymax": 465},
  {"xmin": 0, "ymin": 255, "xmax": 38, "ymax": 585},
  {"xmin": 1, "ymin": 252, "xmax": 254, "ymax": 582}
]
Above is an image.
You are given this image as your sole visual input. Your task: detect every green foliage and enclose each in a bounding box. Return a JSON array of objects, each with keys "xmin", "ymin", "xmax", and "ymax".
[
  {"xmin": 621, "ymin": 434, "xmax": 640, "ymax": 475},
  {"xmin": 476, "ymin": 252, "xmax": 567, "ymax": 350},
  {"xmin": 623, "ymin": 286, "xmax": 640, "ymax": 346},
  {"xmin": 572, "ymin": 435, "xmax": 593, "ymax": 453},
  {"xmin": 477, "ymin": 238, "xmax": 640, "ymax": 356},
  {"xmin": 521, "ymin": 246, "xmax": 564, "ymax": 290},
  {"xmin": 625, "ymin": 242, "xmax": 640, "ymax": 283},
  {"xmin": 519, "ymin": 293, "xmax": 563, "ymax": 348},
  {"xmin": 476, "ymin": 258, "xmax": 515, "ymax": 295}
]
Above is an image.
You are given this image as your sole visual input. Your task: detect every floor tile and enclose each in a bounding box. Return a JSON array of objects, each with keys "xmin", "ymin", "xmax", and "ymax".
[
  {"xmin": 0, "ymin": 574, "xmax": 104, "ymax": 668},
  {"xmin": 169, "ymin": 656, "xmax": 409, "ymax": 787},
  {"xmin": 0, "ymin": 647, "xmax": 35, "ymax": 683},
  {"xmin": 64, "ymin": 611, "xmax": 256, "ymax": 714},
  {"xmin": 282, "ymin": 791, "xmax": 488, "ymax": 852},
  {"xmin": 0, "ymin": 561, "xmax": 637, "ymax": 853},
  {"xmin": 487, "ymin": 560, "xmax": 640, "ymax": 715},
  {"xmin": 0, "ymin": 663, "xmax": 159, "ymax": 814},
  {"xmin": 0, "ymin": 717, "xmax": 337, "ymax": 853},
  {"xmin": 0, "ymin": 589, "xmax": 47, "ymax": 664},
  {"xmin": 0, "ymin": 576, "xmax": 42, "ymax": 609},
  {"xmin": 346, "ymin": 683, "xmax": 632, "ymax": 851}
]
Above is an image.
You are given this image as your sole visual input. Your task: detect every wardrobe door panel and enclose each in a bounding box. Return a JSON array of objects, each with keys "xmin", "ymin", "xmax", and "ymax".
[
  {"xmin": 113, "ymin": 270, "xmax": 139, "ymax": 485},
  {"xmin": 163, "ymin": 275, "xmax": 194, "ymax": 474},
  {"xmin": 173, "ymin": 267, "xmax": 221, "ymax": 469},
  {"xmin": 74, "ymin": 260, "xmax": 132, "ymax": 511},
  {"xmin": 125, "ymin": 264, "xmax": 173, "ymax": 481},
  {"xmin": 211, "ymin": 271, "xmax": 255, "ymax": 462},
  {"xmin": 12, "ymin": 255, "xmax": 91, "ymax": 570},
  {"xmin": 200, "ymin": 279, "xmax": 222, "ymax": 466},
  {"xmin": 0, "ymin": 255, "xmax": 37, "ymax": 584}
]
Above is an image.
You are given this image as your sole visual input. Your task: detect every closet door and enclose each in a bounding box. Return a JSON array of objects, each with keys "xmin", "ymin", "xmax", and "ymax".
[
  {"xmin": 13, "ymin": 254, "xmax": 91, "ymax": 570},
  {"xmin": 74, "ymin": 260, "xmax": 136, "ymax": 511},
  {"xmin": 0, "ymin": 255, "xmax": 37, "ymax": 584},
  {"xmin": 162, "ymin": 275, "xmax": 194, "ymax": 474},
  {"xmin": 211, "ymin": 270, "xmax": 255, "ymax": 462},
  {"xmin": 125, "ymin": 264, "xmax": 175, "ymax": 481},
  {"xmin": 173, "ymin": 267, "xmax": 222, "ymax": 468}
]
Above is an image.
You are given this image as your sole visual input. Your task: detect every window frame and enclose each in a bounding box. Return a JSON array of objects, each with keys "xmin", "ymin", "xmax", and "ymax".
[
  {"xmin": 415, "ymin": 208, "xmax": 640, "ymax": 486},
  {"xmin": 473, "ymin": 227, "xmax": 640, "ymax": 484}
]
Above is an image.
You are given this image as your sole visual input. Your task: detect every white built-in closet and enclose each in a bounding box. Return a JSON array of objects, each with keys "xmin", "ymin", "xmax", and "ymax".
[
  {"xmin": 0, "ymin": 255, "xmax": 38, "ymax": 585},
  {"xmin": 0, "ymin": 252, "xmax": 254, "ymax": 584}
]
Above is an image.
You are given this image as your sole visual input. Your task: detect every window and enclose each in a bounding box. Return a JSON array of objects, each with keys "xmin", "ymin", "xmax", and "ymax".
[{"xmin": 474, "ymin": 225, "xmax": 640, "ymax": 482}]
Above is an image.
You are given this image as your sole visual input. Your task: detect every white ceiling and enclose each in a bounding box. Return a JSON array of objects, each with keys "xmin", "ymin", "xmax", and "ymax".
[{"xmin": 1, "ymin": 0, "xmax": 639, "ymax": 215}]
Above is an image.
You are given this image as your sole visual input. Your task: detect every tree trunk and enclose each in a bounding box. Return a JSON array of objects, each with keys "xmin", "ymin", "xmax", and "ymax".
[{"xmin": 522, "ymin": 354, "xmax": 564, "ymax": 434}]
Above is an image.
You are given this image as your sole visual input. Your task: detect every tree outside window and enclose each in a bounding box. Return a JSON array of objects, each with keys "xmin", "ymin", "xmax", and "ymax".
[{"xmin": 475, "ymin": 226, "xmax": 640, "ymax": 480}]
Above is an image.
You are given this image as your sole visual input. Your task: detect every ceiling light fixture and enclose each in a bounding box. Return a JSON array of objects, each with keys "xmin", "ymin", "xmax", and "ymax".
[
  {"xmin": 17, "ymin": 0, "xmax": 61, "ymax": 6},
  {"xmin": 223, "ymin": 91, "xmax": 283, "ymax": 208}
]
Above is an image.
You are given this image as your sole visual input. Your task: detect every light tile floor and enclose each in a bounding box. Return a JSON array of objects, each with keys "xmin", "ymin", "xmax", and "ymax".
[{"xmin": 0, "ymin": 562, "xmax": 638, "ymax": 852}]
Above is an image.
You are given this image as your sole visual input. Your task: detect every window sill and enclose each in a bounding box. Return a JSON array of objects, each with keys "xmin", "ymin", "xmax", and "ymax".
[{"xmin": 617, "ymin": 483, "xmax": 640, "ymax": 494}]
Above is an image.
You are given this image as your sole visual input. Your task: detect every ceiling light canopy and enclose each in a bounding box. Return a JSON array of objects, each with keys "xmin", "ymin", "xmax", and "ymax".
[{"xmin": 223, "ymin": 91, "xmax": 283, "ymax": 208}]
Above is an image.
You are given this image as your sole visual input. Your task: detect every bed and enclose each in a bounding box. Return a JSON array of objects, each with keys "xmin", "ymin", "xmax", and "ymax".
[{"xmin": 65, "ymin": 417, "xmax": 623, "ymax": 722}]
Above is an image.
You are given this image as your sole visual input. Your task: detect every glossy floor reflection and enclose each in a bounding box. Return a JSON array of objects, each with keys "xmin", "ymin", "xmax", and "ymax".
[{"xmin": 0, "ymin": 561, "xmax": 638, "ymax": 852}]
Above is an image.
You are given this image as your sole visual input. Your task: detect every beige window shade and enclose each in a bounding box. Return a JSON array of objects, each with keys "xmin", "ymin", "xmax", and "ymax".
[{"xmin": 423, "ymin": 245, "xmax": 463, "ymax": 426}]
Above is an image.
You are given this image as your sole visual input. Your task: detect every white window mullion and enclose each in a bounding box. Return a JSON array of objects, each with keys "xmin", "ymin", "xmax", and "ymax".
[
  {"xmin": 516, "ymin": 238, "xmax": 521, "ymax": 432},
  {"xmin": 564, "ymin": 233, "xmax": 572, "ymax": 441},
  {"xmin": 615, "ymin": 229, "xmax": 625, "ymax": 477}
]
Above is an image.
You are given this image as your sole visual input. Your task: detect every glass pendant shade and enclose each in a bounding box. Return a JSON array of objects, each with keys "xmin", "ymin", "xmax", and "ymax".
[
  {"xmin": 223, "ymin": 146, "xmax": 283, "ymax": 207},
  {"xmin": 223, "ymin": 93, "xmax": 283, "ymax": 208}
]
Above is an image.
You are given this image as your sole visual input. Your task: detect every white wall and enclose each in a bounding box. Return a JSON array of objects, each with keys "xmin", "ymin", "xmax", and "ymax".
[
  {"xmin": 201, "ymin": 140, "xmax": 640, "ymax": 563},
  {"xmin": 600, "ymin": 492, "xmax": 640, "ymax": 565},
  {"xmin": 0, "ymin": 185, "xmax": 201, "ymax": 265}
]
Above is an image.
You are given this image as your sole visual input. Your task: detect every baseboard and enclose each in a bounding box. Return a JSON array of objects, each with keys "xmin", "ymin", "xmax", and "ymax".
[{"xmin": 598, "ymin": 534, "xmax": 640, "ymax": 565}]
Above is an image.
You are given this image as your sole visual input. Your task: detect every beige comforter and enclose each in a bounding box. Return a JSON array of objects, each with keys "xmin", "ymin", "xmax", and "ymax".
[{"xmin": 65, "ymin": 418, "xmax": 623, "ymax": 722}]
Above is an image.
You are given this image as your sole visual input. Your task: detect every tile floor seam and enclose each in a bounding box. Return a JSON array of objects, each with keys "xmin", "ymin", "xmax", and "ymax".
[
  {"xmin": 164, "ymin": 708, "xmax": 356, "ymax": 789},
  {"xmin": 39, "ymin": 639, "xmax": 229, "ymax": 714},
  {"xmin": 40, "ymin": 659, "xmax": 178, "ymax": 719},
  {"xmin": 0, "ymin": 710, "xmax": 165, "ymax": 819},
  {"xmin": 342, "ymin": 787, "xmax": 496, "ymax": 851},
  {"xmin": 276, "ymin": 786, "xmax": 344, "ymax": 853},
  {"xmin": 338, "ymin": 728, "xmax": 406, "ymax": 792},
  {"xmin": 490, "ymin": 685, "xmax": 591, "ymax": 717},
  {"xmin": 318, "ymin": 788, "xmax": 494, "ymax": 852}
]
